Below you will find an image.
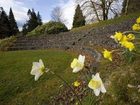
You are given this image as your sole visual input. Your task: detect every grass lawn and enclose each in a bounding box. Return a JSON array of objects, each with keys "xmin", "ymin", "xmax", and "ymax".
[{"xmin": 0, "ymin": 50, "xmax": 78, "ymax": 105}]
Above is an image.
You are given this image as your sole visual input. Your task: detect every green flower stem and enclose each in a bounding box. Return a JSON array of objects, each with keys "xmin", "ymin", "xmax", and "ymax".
[
  {"xmin": 49, "ymin": 71, "xmax": 82, "ymax": 105},
  {"xmin": 123, "ymin": 31, "xmax": 140, "ymax": 34}
]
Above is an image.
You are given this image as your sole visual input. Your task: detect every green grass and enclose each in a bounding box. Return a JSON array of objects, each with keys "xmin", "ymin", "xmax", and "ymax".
[
  {"xmin": 0, "ymin": 50, "xmax": 78, "ymax": 105},
  {"xmin": 0, "ymin": 36, "xmax": 16, "ymax": 51},
  {"xmin": 71, "ymin": 12, "xmax": 140, "ymax": 32}
]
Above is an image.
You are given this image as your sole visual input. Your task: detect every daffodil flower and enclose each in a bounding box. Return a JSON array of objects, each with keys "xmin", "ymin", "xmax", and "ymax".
[
  {"xmin": 88, "ymin": 73, "xmax": 106, "ymax": 96},
  {"xmin": 30, "ymin": 59, "xmax": 49, "ymax": 81},
  {"xmin": 73, "ymin": 81, "xmax": 81, "ymax": 87},
  {"xmin": 103, "ymin": 49, "xmax": 112, "ymax": 61},
  {"xmin": 113, "ymin": 32, "xmax": 123, "ymax": 42},
  {"xmin": 122, "ymin": 41, "xmax": 135, "ymax": 51},
  {"xmin": 127, "ymin": 34, "xmax": 135, "ymax": 40},
  {"xmin": 136, "ymin": 17, "xmax": 140, "ymax": 24},
  {"xmin": 132, "ymin": 24, "xmax": 140, "ymax": 31},
  {"xmin": 71, "ymin": 55, "xmax": 85, "ymax": 73}
]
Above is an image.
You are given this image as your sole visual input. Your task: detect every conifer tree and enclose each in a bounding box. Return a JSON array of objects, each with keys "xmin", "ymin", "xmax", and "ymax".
[
  {"xmin": 0, "ymin": 7, "xmax": 11, "ymax": 38},
  {"xmin": 22, "ymin": 23, "xmax": 28, "ymax": 35},
  {"xmin": 27, "ymin": 9, "xmax": 39, "ymax": 32},
  {"xmin": 9, "ymin": 8, "xmax": 19, "ymax": 35},
  {"xmin": 22, "ymin": 9, "xmax": 42, "ymax": 35},
  {"xmin": 72, "ymin": 4, "xmax": 85, "ymax": 28},
  {"xmin": 37, "ymin": 12, "xmax": 42, "ymax": 25}
]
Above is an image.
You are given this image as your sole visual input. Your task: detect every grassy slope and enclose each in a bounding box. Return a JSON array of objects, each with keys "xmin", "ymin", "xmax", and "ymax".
[
  {"xmin": 0, "ymin": 50, "xmax": 78, "ymax": 105},
  {"xmin": 71, "ymin": 12, "xmax": 140, "ymax": 32}
]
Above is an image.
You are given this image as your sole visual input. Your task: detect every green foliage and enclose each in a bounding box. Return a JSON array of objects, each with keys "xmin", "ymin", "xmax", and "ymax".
[
  {"xmin": 27, "ymin": 21, "xmax": 68, "ymax": 36},
  {"xmin": 9, "ymin": 8, "xmax": 19, "ymax": 35},
  {"xmin": 73, "ymin": 5, "xmax": 85, "ymax": 28},
  {"xmin": 0, "ymin": 50, "xmax": 78, "ymax": 105},
  {"xmin": 0, "ymin": 7, "xmax": 11, "ymax": 38},
  {"xmin": 22, "ymin": 9, "xmax": 42, "ymax": 35},
  {"xmin": 45, "ymin": 21, "xmax": 68, "ymax": 34},
  {"xmin": 123, "ymin": 50, "xmax": 135, "ymax": 63},
  {"xmin": 0, "ymin": 36, "xmax": 16, "ymax": 51},
  {"xmin": 27, "ymin": 24, "xmax": 46, "ymax": 36}
]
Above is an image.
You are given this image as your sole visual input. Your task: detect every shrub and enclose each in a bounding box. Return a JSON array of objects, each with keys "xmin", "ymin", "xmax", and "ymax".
[
  {"xmin": 45, "ymin": 21, "xmax": 68, "ymax": 34},
  {"xmin": 0, "ymin": 36, "xmax": 16, "ymax": 51},
  {"xmin": 27, "ymin": 21, "xmax": 68, "ymax": 36},
  {"xmin": 27, "ymin": 25, "xmax": 46, "ymax": 36}
]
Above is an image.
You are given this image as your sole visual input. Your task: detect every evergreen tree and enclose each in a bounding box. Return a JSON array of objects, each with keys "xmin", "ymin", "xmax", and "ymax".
[
  {"xmin": 0, "ymin": 7, "xmax": 11, "ymax": 38},
  {"xmin": 22, "ymin": 23, "xmax": 28, "ymax": 35},
  {"xmin": 72, "ymin": 5, "xmax": 85, "ymax": 28},
  {"xmin": 22, "ymin": 9, "xmax": 42, "ymax": 35},
  {"xmin": 27, "ymin": 9, "xmax": 39, "ymax": 32},
  {"xmin": 37, "ymin": 12, "xmax": 42, "ymax": 25},
  {"xmin": 9, "ymin": 8, "xmax": 19, "ymax": 35}
]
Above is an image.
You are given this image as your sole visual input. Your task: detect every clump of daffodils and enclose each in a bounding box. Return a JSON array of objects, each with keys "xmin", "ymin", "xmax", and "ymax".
[
  {"xmin": 30, "ymin": 59, "xmax": 49, "ymax": 81},
  {"xmin": 88, "ymin": 73, "xmax": 106, "ymax": 96},
  {"xmin": 132, "ymin": 17, "xmax": 140, "ymax": 31},
  {"xmin": 111, "ymin": 32, "xmax": 135, "ymax": 51},
  {"xmin": 71, "ymin": 55, "xmax": 85, "ymax": 73}
]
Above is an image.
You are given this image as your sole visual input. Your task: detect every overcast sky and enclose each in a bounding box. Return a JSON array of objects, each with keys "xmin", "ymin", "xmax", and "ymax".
[{"xmin": 0, "ymin": 0, "xmax": 76, "ymax": 30}]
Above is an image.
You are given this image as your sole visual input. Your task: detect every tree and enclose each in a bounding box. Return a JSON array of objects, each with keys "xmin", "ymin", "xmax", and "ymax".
[
  {"xmin": 122, "ymin": 0, "xmax": 140, "ymax": 14},
  {"xmin": 22, "ymin": 23, "xmax": 28, "ymax": 35},
  {"xmin": 9, "ymin": 8, "xmax": 19, "ymax": 35},
  {"xmin": 76, "ymin": 0, "xmax": 120, "ymax": 23},
  {"xmin": 27, "ymin": 9, "xmax": 39, "ymax": 32},
  {"xmin": 72, "ymin": 4, "xmax": 86, "ymax": 28},
  {"xmin": 51, "ymin": 7, "xmax": 66, "ymax": 23},
  {"xmin": 0, "ymin": 7, "xmax": 11, "ymax": 38},
  {"xmin": 22, "ymin": 9, "xmax": 42, "ymax": 35},
  {"xmin": 37, "ymin": 12, "xmax": 42, "ymax": 25}
]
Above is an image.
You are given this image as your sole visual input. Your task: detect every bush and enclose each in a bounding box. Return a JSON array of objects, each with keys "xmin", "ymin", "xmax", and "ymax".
[
  {"xmin": 27, "ymin": 21, "xmax": 68, "ymax": 36},
  {"xmin": 0, "ymin": 36, "xmax": 16, "ymax": 51},
  {"xmin": 45, "ymin": 21, "xmax": 68, "ymax": 34},
  {"xmin": 27, "ymin": 25, "xmax": 46, "ymax": 36}
]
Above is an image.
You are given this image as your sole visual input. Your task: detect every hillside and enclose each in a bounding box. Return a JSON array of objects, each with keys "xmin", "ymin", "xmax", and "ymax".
[
  {"xmin": 0, "ymin": 13, "xmax": 140, "ymax": 105},
  {"xmin": 7, "ymin": 13, "xmax": 140, "ymax": 51}
]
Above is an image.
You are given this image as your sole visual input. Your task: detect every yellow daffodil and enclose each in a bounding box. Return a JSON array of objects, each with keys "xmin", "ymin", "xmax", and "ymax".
[
  {"xmin": 136, "ymin": 17, "xmax": 140, "ymax": 24},
  {"xmin": 73, "ymin": 81, "xmax": 80, "ymax": 87},
  {"xmin": 114, "ymin": 32, "xmax": 123, "ymax": 41},
  {"xmin": 127, "ymin": 34, "xmax": 135, "ymax": 40},
  {"xmin": 30, "ymin": 59, "xmax": 49, "ymax": 81},
  {"xmin": 103, "ymin": 49, "xmax": 112, "ymax": 61},
  {"xmin": 88, "ymin": 73, "xmax": 106, "ymax": 96},
  {"xmin": 132, "ymin": 24, "xmax": 140, "ymax": 31},
  {"xmin": 71, "ymin": 55, "xmax": 85, "ymax": 73},
  {"xmin": 122, "ymin": 41, "xmax": 135, "ymax": 51}
]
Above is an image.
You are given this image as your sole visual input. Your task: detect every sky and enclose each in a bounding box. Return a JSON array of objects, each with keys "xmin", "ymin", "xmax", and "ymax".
[
  {"xmin": 0, "ymin": 0, "xmax": 76, "ymax": 30},
  {"xmin": 0, "ymin": 0, "xmax": 123, "ymax": 30}
]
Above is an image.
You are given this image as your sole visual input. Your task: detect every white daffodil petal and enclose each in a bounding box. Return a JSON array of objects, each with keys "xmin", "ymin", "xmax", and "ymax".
[
  {"xmin": 39, "ymin": 59, "xmax": 45, "ymax": 67},
  {"xmin": 72, "ymin": 67, "xmax": 81, "ymax": 73},
  {"xmin": 31, "ymin": 62, "xmax": 41, "ymax": 75},
  {"xmin": 78, "ymin": 55, "xmax": 85, "ymax": 64},
  {"xmin": 92, "ymin": 74, "xmax": 95, "ymax": 78},
  {"xmin": 30, "ymin": 59, "xmax": 47, "ymax": 81},
  {"xmin": 101, "ymin": 84, "xmax": 106, "ymax": 93},
  {"xmin": 94, "ymin": 88, "xmax": 100, "ymax": 96},
  {"xmin": 34, "ymin": 73, "xmax": 42, "ymax": 81}
]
